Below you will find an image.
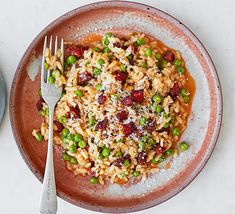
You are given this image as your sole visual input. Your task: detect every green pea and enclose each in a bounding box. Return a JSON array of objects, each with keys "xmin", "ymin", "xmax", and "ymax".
[
  {"xmin": 39, "ymin": 110, "xmax": 46, "ymax": 117},
  {"xmin": 70, "ymin": 157, "xmax": 78, "ymax": 164},
  {"xmin": 127, "ymin": 54, "xmax": 133, "ymax": 60},
  {"xmin": 69, "ymin": 144, "xmax": 77, "ymax": 153},
  {"xmin": 102, "ymin": 147, "xmax": 110, "ymax": 157},
  {"xmin": 48, "ymin": 76, "xmax": 55, "ymax": 84},
  {"xmin": 75, "ymin": 89, "xmax": 83, "ymax": 98},
  {"xmin": 140, "ymin": 135, "xmax": 148, "ymax": 143},
  {"xmin": 136, "ymin": 38, "xmax": 146, "ymax": 46},
  {"xmin": 108, "ymin": 55, "xmax": 114, "ymax": 60},
  {"xmin": 147, "ymin": 137, "xmax": 156, "ymax": 146},
  {"xmin": 170, "ymin": 116, "xmax": 175, "ymax": 124},
  {"xmin": 102, "ymin": 32, "xmax": 113, "ymax": 46},
  {"xmin": 98, "ymin": 58, "xmax": 105, "ymax": 66},
  {"xmin": 120, "ymin": 63, "xmax": 127, "ymax": 72},
  {"xmin": 140, "ymin": 61, "xmax": 147, "ymax": 68},
  {"xmin": 102, "ymin": 37, "xmax": 109, "ymax": 46},
  {"xmin": 35, "ymin": 133, "xmax": 43, "ymax": 142},
  {"xmin": 98, "ymin": 154, "xmax": 104, "ymax": 160},
  {"xmin": 63, "ymin": 138, "xmax": 70, "ymax": 144},
  {"xmin": 52, "ymin": 69, "xmax": 60, "ymax": 78},
  {"xmin": 159, "ymin": 60, "xmax": 167, "ymax": 70},
  {"xmin": 152, "ymin": 94, "xmax": 162, "ymax": 103},
  {"xmin": 180, "ymin": 142, "xmax": 189, "ymax": 151},
  {"xmin": 78, "ymin": 140, "xmax": 87, "ymax": 149},
  {"xmin": 155, "ymin": 52, "xmax": 162, "ymax": 60},
  {"xmin": 88, "ymin": 116, "xmax": 96, "ymax": 128},
  {"xmin": 116, "ymin": 138, "xmax": 124, "ymax": 143},
  {"xmin": 120, "ymin": 172, "xmax": 128, "ymax": 177},
  {"xmin": 165, "ymin": 148, "xmax": 173, "ymax": 155},
  {"xmin": 159, "ymin": 155, "xmax": 166, "ymax": 162},
  {"xmin": 174, "ymin": 59, "xmax": 182, "ymax": 66},
  {"xmin": 172, "ymin": 127, "xmax": 181, "ymax": 136},
  {"xmin": 177, "ymin": 67, "xmax": 185, "ymax": 74},
  {"xmin": 123, "ymin": 159, "xmax": 130, "ymax": 167},
  {"xmin": 139, "ymin": 116, "xmax": 147, "ymax": 126},
  {"xmin": 45, "ymin": 108, "xmax": 49, "ymax": 115},
  {"xmin": 163, "ymin": 122, "xmax": 170, "ymax": 128},
  {"xmin": 66, "ymin": 55, "xmax": 77, "ymax": 64},
  {"xmin": 93, "ymin": 47, "xmax": 102, "ymax": 52},
  {"xmin": 147, "ymin": 104, "xmax": 154, "ymax": 111},
  {"xmin": 112, "ymin": 94, "xmax": 119, "ymax": 101},
  {"xmin": 58, "ymin": 116, "xmax": 67, "ymax": 124},
  {"xmin": 114, "ymin": 151, "xmax": 122, "ymax": 157},
  {"xmin": 155, "ymin": 105, "xmax": 162, "ymax": 113},
  {"xmin": 44, "ymin": 62, "xmax": 49, "ymax": 70},
  {"xmin": 105, "ymin": 32, "xmax": 113, "ymax": 37},
  {"xmin": 61, "ymin": 91, "xmax": 66, "ymax": 97},
  {"xmin": 139, "ymin": 141, "xmax": 146, "ymax": 150},
  {"xmin": 67, "ymin": 134, "xmax": 75, "ymax": 141},
  {"xmin": 74, "ymin": 134, "xmax": 82, "ymax": 143},
  {"xmin": 88, "ymin": 111, "xmax": 93, "ymax": 117},
  {"xmin": 85, "ymin": 61, "xmax": 90, "ymax": 66},
  {"xmin": 62, "ymin": 128, "xmax": 69, "ymax": 137},
  {"xmin": 93, "ymin": 67, "xmax": 102, "ymax": 75},
  {"xmin": 180, "ymin": 88, "xmax": 188, "ymax": 97},
  {"xmin": 145, "ymin": 48, "xmax": 152, "ymax": 57},
  {"xmin": 38, "ymin": 88, "xmax": 42, "ymax": 97},
  {"xmin": 151, "ymin": 158, "xmax": 158, "ymax": 165},
  {"xmin": 90, "ymin": 176, "xmax": 98, "ymax": 184},
  {"xmin": 132, "ymin": 170, "xmax": 140, "ymax": 177},
  {"xmin": 104, "ymin": 47, "xmax": 111, "ymax": 53},
  {"xmin": 64, "ymin": 61, "xmax": 68, "ymax": 69},
  {"xmin": 163, "ymin": 111, "xmax": 168, "ymax": 118},
  {"xmin": 62, "ymin": 153, "xmax": 71, "ymax": 161},
  {"xmin": 95, "ymin": 84, "xmax": 102, "ymax": 91},
  {"xmin": 184, "ymin": 95, "xmax": 190, "ymax": 103}
]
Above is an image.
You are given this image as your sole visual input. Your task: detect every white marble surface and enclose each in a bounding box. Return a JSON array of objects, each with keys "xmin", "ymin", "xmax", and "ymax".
[{"xmin": 0, "ymin": 0, "xmax": 234, "ymax": 213}]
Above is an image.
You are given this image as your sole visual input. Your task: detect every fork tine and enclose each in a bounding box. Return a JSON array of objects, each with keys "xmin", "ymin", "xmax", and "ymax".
[
  {"xmin": 49, "ymin": 36, "xmax": 53, "ymax": 54},
  {"xmin": 54, "ymin": 36, "xmax": 58, "ymax": 55},
  {"xmin": 41, "ymin": 36, "xmax": 47, "ymax": 83},
  {"xmin": 60, "ymin": 38, "xmax": 64, "ymax": 72},
  {"xmin": 45, "ymin": 36, "xmax": 53, "ymax": 83}
]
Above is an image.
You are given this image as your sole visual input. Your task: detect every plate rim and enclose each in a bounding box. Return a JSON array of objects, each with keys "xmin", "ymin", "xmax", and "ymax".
[
  {"xmin": 0, "ymin": 71, "xmax": 6, "ymax": 124},
  {"xmin": 9, "ymin": 1, "xmax": 223, "ymax": 212}
]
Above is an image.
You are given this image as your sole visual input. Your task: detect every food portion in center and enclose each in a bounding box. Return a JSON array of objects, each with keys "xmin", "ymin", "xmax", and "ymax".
[{"xmin": 33, "ymin": 32, "xmax": 195, "ymax": 185}]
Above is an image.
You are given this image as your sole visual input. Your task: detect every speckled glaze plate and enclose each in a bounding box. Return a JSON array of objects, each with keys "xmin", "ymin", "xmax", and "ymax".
[
  {"xmin": 10, "ymin": 1, "xmax": 222, "ymax": 213},
  {"xmin": 0, "ymin": 71, "xmax": 6, "ymax": 124}
]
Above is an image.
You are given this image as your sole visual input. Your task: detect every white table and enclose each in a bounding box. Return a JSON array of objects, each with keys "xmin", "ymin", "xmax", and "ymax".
[{"xmin": 0, "ymin": 0, "xmax": 234, "ymax": 213}]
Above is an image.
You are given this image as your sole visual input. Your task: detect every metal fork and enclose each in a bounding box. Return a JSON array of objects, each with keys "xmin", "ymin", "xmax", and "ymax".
[{"xmin": 39, "ymin": 36, "xmax": 63, "ymax": 214}]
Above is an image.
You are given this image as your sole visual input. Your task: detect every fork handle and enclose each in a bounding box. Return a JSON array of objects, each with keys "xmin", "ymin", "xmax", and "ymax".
[{"xmin": 39, "ymin": 105, "xmax": 58, "ymax": 214}]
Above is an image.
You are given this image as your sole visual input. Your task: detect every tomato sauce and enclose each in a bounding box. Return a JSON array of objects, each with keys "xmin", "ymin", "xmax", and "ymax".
[
  {"xmin": 80, "ymin": 34, "xmax": 102, "ymax": 47},
  {"xmin": 116, "ymin": 178, "xmax": 128, "ymax": 185}
]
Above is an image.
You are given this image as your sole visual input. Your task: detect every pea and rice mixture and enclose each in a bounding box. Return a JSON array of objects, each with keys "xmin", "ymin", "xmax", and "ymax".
[{"xmin": 33, "ymin": 32, "xmax": 193, "ymax": 185}]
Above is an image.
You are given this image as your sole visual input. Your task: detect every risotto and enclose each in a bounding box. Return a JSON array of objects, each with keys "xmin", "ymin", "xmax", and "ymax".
[{"xmin": 33, "ymin": 32, "xmax": 195, "ymax": 185}]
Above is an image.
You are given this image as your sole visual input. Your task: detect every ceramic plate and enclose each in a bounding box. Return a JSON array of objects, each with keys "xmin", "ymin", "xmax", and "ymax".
[
  {"xmin": 0, "ymin": 71, "xmax": 6, "ymax": 123},
  {"xmin": 10, "ymin": 1, "xmax": 222, "ymax": 213}
]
